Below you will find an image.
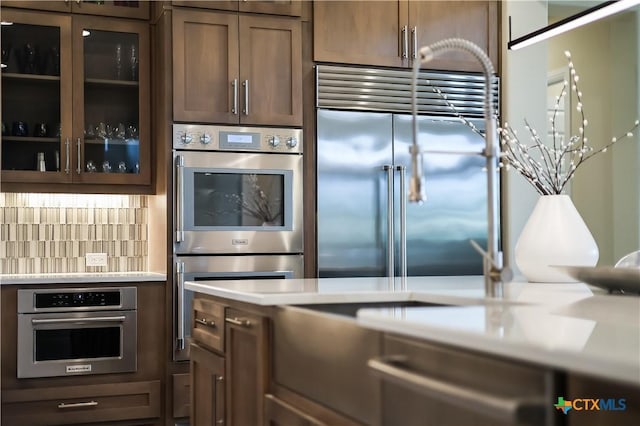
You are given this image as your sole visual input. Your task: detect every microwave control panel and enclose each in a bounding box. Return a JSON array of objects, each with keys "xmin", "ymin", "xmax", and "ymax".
[{"xmin": 172, "ymin": 124, "xmax": 303, "ymax": 154}]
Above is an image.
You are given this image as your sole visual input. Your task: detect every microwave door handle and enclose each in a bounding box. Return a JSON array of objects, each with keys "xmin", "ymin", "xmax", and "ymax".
[
  {"xmin": 176, "ymin": 260, "xmax": 185, "ymax": 351},
  {"xmin": 31, "ymin": 316, "xmax": 126, "ymax": 324},
  {"xmin": 175, "ymin": 155, "xmax": 185, "ymax": 243}
]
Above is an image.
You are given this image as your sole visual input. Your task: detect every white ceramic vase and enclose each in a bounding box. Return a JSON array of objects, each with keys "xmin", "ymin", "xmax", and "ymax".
[{"xmin": 515, "ymin": 194, "xmax": 599, "ymax": 283}]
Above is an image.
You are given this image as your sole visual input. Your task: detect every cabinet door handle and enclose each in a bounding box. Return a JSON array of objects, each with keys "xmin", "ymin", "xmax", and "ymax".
[
  {"xmin": 242, "ymin": 80, "xmax": 249, "ymax": 116},
  {"xmin": 401, "ymin": 26, "xmax": 408, "ymax": 59},
  {"xmin": 368, "ymin": 356, "xmax": 548, "ymax": 424},
  {"xmin": 58, "ymin": 400, "xmax": 98, "ymax": 409},
  {"xmin": 411, "ymin": 26, "xmax": 417, "ymax": 59},
  {"xmin": 195, "ymin": 318, "xmax": 216, "ymax": 327},
  {"xmin": 65, "ymin": 138, "xmax": 70, "ymax": 174},
  {"xmin": 231, "ymin": 79, "xmax": 238, "ymax": 114},
  {"xmin": 225, "ymin": 317, "xmax": 251, "ymax": 327},
  {"xmin": 76, "ymin": 138, "xmax": 81, "ymax": 174}
]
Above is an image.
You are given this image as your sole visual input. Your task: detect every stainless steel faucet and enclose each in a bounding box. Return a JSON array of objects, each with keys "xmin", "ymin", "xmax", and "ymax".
[{"xmin": 409, "ymin": 38, "xmax": 511, "ymax": 297}]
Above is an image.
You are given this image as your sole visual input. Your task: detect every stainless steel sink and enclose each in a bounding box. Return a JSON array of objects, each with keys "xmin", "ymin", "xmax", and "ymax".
[{"xmin": 292, "ymin": 300, "xmax": 447, "ymax": 317}]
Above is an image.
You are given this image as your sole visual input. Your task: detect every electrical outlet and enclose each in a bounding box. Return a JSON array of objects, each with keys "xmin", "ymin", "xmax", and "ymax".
[{"xmin": 86, "ymin": 252, "xmax": 108, "ymax": 267}]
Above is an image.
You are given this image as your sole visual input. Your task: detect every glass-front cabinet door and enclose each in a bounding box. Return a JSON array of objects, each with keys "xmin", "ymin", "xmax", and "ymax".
[
  {"xmin": 1, "ymin": 10, "xmax": 73, "ymax": 184},
  {"xmin": 1, "ymin": 1, "xmax": 150, "ymax": 20},
  {"xmin": 1, "ymin": 11, "xmax": 149, "ymax": 190},
  {"xmin": 72, "ymin": 16, "xmax": 150, "ymax": 185}
]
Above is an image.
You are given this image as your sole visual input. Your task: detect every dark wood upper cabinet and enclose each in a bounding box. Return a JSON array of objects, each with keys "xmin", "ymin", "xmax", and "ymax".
[
  {"xmin": 1, "ymin": 8, "xmax": 152, "ymax": 193},
  {"xmin": 1, "ymin": 1, "xmax": 150, "ymax": 20},
  {"xmin": 172, "ymin": 8, "xmax": 302, "ymax": 126},
  {"xmin": 172, "ymin": 1, "xmax": 302, "ymax": 17},
  {"xmin": 314, "ymin": 1, "xmax": 405, "ymax": 68},
  {"xmin": 314, "ymin": 0, "xmax": 498, "ymax": 72},
  {"xmin": 409, "ymin": 1, "xmax": 498, "ymax": 72}
]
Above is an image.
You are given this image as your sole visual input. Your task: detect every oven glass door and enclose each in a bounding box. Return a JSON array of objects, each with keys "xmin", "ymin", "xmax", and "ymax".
[
  {"xmin": 185, "ymin": 168, "xmax": 292, "ymax": 230},
  {"xmin": 174, "ymin": 151, "xmax": 303, "ymax": 254}
]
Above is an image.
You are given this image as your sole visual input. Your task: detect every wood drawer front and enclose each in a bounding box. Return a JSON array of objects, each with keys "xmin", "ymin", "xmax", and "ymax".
[
  {"xmin": 1, "ymin": 380, "xmax": 161, "ymax": 426},
  {"xmin": 192, "ymin": 296, "xmax": 225, "ymax": 353}
]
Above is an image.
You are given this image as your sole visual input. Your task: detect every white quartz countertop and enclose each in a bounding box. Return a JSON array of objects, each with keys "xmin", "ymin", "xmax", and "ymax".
[
  {"xmin": 185, "ymin": 276, "xmax": 640, "ymax": 386},
  {"xmin": 0, "ymin": 272, "xmax": 167, "ymax": 285}
]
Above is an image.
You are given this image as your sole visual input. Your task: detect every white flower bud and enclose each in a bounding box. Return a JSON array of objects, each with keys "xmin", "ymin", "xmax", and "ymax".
[
  {"xmin": 603, "ymin": 147, "xmax": 608, "ymax": 152},
  {"xmin": 635, "ymin": 120, "xmax": 639, "ymax": 126},
  {"xmin": 611, "ymin": 137, "xmax": 617, "ymax": 142},
  {"xmin": 564, "ymin": 50, "xmax": 571, "ymax": 58},
  {"xmin": 583, "ymin": 119, "xmax": 588, "ymax": 126},
  {"xmin": 627, "ymin": 132, "xmax": 633, "ymax": 137},
  {"xmin": 574, "ymin": 75, "xmax": 580, "ymax": 82}
]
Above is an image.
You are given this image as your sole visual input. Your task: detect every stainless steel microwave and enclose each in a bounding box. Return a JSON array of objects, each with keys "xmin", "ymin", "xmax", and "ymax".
[{"xmin": 17, "ymin": 287, "xmax": 137, "ymax": 378}]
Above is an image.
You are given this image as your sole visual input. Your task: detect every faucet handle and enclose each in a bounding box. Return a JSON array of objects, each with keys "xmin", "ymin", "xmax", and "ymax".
[{"xmin": 469, "ymin": 239, "xmax": 513, "ymax": 283}]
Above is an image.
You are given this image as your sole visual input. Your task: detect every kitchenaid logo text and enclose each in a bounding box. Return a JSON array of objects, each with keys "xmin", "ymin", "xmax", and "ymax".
[{"xmin": 554, "ymin": 396, "xmax": 627, "ymax": 414}]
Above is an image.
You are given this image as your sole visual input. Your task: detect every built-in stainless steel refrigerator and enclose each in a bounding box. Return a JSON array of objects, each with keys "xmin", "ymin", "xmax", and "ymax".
[{"xmin": 316, "ymin": 65, "xmax": 498, "ymax": 278}]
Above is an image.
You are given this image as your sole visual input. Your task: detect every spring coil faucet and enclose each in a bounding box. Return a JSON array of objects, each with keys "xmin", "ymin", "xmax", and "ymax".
[{"xmin": 409, "ymin": 38, "xmax": 511, "ymax": 297}]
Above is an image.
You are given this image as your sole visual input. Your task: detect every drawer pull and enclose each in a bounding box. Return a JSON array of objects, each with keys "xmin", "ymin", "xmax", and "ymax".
[
  {"xmin": 58, "ymin": 400, "xmax": 98, "ymax": 409},
  {"xmin": 368, "ymin": 356, "xmax": 547, "ymax": 424},
  {"xmin": 225, "ymin": 317, "xmax": 251, "ymax": 327},
  {"xmin": 195, "ymin": 318, "xmax": 216, "ymax": 327}
]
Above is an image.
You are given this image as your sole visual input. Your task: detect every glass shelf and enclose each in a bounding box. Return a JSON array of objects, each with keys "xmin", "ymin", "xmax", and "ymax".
[
  {"xmin": 2, "ymin": 136, "xmax": 60, "ymax": 143},
  {"xmin": 1, "ymin": 72, "xmax": 61, "ymax": 81},
  {"xmin": 85, "ymin": 77, "xmax": 139, "ymax": 87},
  {"xmin": 84, "ymin": 137, "xmax": 139, "ymax": 145}
]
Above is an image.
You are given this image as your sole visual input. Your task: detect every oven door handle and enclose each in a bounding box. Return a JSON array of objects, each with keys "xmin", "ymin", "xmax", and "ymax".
[
  {"xmin": 176, "ymin": 260, "xmax": 185, "ymax": 351},
  {"xmin": 31, "ymin": 315, "xmax": 127, "ymax": 325},
  {"xmin": 175, "ymin": 154, "xmax": 185, "ymax": 243}
]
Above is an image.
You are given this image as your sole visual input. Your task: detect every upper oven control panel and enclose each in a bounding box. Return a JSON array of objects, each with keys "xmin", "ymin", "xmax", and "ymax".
[{"xmin": 173, "ymin": 124, "xmax": 303, "ymax": 154}]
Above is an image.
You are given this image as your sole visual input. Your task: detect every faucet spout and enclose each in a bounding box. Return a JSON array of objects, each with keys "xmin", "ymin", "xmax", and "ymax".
[{"xmin": 409, "ymin": 38, "xmax": 508, "ymax": 298}]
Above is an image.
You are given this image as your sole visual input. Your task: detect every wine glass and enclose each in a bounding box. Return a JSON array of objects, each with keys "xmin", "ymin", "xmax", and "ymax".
[
  {"xmin": 129, "ymin": 44, "xmax": 138, "ymax": 81},
  {"xmin": 114, "ymin": 43, "xmax": 122, "ymax": 79}
]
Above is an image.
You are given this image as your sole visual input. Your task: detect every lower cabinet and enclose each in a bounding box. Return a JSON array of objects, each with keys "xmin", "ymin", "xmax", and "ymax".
[
  {"xmin": 225, "ymin": 307, "xmax": 269, "ymax": 426},
  {"xmin": 1, "ymin": 380, "xmax": 161, "ymax": 425},
  {"xmin": 191, "ymin": 294, "xmax": 269, "ymax": 426},
  {"xmin": 190, "ymin": 342, "xmax": 225, "ymax": 426}
]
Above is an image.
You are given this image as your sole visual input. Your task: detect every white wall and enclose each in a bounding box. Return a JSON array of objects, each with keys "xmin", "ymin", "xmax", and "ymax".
[
  {"xmin": 501, "ymin": 1, "xmax": 549, "ymax": 278},
  {"xmin": 548, "ymin": 10, "xmax": 639, "ymax": 265}
]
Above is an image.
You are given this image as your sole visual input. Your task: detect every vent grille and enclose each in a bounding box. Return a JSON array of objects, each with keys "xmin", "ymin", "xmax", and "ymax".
[{"xmin": 316, "ymin": 65, "xmax": 499, "ymax": 118}]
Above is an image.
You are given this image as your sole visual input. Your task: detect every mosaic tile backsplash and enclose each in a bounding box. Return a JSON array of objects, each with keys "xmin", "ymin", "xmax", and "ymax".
[{"xmin": 0, "ymin": 193, "xmax": 148, "ymax": 274}]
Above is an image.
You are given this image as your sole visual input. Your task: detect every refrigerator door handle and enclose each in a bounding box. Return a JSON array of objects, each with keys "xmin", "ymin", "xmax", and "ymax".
[
  {"xmin": 396, "ymin": 165, "xmax": 408, "ymax": 287},
  {"xmin": 383, "ymin": 165, "xmax": 395, "ymax": 278}
]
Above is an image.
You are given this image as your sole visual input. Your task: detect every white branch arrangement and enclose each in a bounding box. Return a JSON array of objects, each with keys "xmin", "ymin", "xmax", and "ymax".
[{"xmin": 427, "ymin": 50, "xmax": 639, "ymax": 195}]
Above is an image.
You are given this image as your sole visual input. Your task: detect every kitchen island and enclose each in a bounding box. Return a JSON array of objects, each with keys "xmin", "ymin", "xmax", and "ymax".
[{"xmin": 186, "ymin": 276, "xmax": 640, "ymax": 426}]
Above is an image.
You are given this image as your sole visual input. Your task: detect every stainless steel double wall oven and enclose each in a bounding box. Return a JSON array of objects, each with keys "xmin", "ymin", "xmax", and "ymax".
[{"xmin": 172, "ymin": 124, "xmax": 304, "ymax": 360}]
